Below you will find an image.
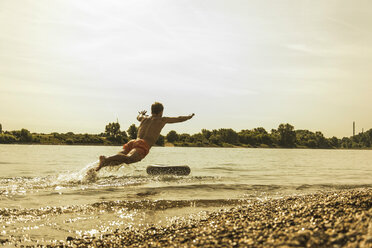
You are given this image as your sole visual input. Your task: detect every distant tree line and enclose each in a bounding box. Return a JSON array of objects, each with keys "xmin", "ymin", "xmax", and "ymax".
[
  {"xmin": 0, "ymin": 122, "xmax": 371, "ymax": 149},
  {"xmin": 164, "ymin": 123, "xmax": 372, "ymax": 149},
  {"xmin": 0, "ymin": 122, "xmax": 165, "ymax": 146}
]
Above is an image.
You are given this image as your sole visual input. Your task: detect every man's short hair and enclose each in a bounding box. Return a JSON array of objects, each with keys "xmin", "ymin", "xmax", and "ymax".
[{"xmin": 151, "ymin": 102, "xmax": 164, "ymax": 114}]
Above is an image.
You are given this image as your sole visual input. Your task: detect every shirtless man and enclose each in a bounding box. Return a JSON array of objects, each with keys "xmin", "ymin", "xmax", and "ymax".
[{"xmin": 95, "ymin": 102, "xmax": 194, "ymax": 171}]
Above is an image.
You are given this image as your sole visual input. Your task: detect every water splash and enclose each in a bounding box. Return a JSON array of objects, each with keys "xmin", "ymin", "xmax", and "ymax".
[
  {"xmin": 84, "ymin": 168, "xmax": 99, "ymax": 183},
  {"xmin": 56, "ymin": 160, "xmax": 99, "ymax": 184},
  {"xmin": 56, "ymin": 161, "xmax": 136, "ymax": 184}
]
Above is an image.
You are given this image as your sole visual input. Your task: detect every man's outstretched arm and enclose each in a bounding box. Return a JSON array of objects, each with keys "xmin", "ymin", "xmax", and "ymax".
[{"xmin": 164, "ymin": 113, "xmax": 195, "ymax": 124}]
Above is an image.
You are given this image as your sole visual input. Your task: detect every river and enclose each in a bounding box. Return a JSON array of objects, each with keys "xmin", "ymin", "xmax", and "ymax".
[{"xmin": 0, "ymin": 144, "xmax": 371, "ymax": 245}]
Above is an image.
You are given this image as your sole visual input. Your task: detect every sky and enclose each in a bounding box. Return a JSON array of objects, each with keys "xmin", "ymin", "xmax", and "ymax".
[{"xmin": 1, "ymin": 0, "xmax": 372, "ymax": 138}]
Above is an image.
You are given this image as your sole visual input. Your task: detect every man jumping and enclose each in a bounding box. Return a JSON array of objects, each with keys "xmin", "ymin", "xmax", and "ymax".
[{"xmin": 95, "ymin": 102, "xmax": 194, "ymax": 171}]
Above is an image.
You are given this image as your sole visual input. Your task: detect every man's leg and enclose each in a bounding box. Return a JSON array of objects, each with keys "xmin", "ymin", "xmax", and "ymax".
[
  {"xmin": 126, "ymin": 148, "xmax": 144, "ymax": 163},
  {"xmin": 96, "ymin": 149, "xmax": 144, "ymax": 171}
]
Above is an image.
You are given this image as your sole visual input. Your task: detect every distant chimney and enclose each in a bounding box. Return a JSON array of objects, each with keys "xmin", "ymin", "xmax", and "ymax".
[{"xmin": 353, "ymin": 121, "xmax": 355, "ymax": 136}]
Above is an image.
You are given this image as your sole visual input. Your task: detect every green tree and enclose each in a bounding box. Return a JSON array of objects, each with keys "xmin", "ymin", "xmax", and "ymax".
[
  {"xmin": 178, "ymin": 133, "xmax": 191, "ymax": 143},
  {"xmin": 155, "ymin": 134, "xmax": 165, "ymax": 146},
  {"xmin": 166, "ymin": 130, "xmax": 179, "ymax": 143},
  {"xmin": 295, "ymin": 129, "xmax": 318, "ymax": 148},
  {"xmin": 0, "ymin": 123, "xmax": 2, "ymax": 133},
  {"xmin": 315, "ymin": 131, "xmax": 330, "ymax": 148},
  {"xmin": 278, "ymin": 123, "xmax": 296, "ymax": 147},
  {"xmin": 363, "ymin": 129, "xmax": 372, "ymax": 147},
  {"xmin": 307, "ymin": 139, "xmax": 317, "ymax": 148},
  {"xmin": 341, "ymin": 137, "xmax": 352, "ymax": 148},
  {"xmin": 252, "ymin": 127, "xmax": 272, "ymax": 145},
  {"xmin": 127, "ymin": 124, "xmax": 138, "ymax": 139},
  {"xmin": 216, "ymin": 128, "xmax": 238, "ymax": 144},
  {"xmin": 270, "ymin": 129, "xmax": 280, "ymax": 146},
  {"xmin": 0, "ymin": 133, "xmax": 17, "ymax": 143},
  {"xmin": 20, "ymin": 129, "xmax": 33, "ymax": 142},
  {"xmin": 253, "ymin": 127, "xmax": 268, "ymax": 134},
  {"xmin": 354, "ymin": 130, "xmax": 372, "ymax": 148},
  {"xmin": 201, "ymin": 129, "xmax": 212, "ymax": 139},
  {"xmin": 209, "ymin": 134, "xmax": 222, "ymax": 146},
  {"xmin": 238, "ymin": 130, "xmax": 252, "ymax": 145},
  {"xmin": 191, "ymin": 133, "xmax": 208, "ymax": 145},
  {"xmin": 105, "ymin": 122, "xmax": 121, "ymax": 138},
  {"xmin": 105, "ymin": 122, "xmax": 128, "ymax": 144},
  {"xmin": 329, "ymin": 136, "xmax": 340, "ymax": 148}
]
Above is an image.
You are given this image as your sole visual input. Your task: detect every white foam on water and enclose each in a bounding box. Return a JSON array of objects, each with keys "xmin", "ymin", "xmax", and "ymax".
[
  {"xmin": 87, "ymin": 162, "xmax": 137, "ymax": 179},
  {"xmin": 56, "ymin": 160, "xmax": 99, "ymax": 184},
  {"xmin": 55, "ymin": 161, "xmax": 136, "ymax": 185}
]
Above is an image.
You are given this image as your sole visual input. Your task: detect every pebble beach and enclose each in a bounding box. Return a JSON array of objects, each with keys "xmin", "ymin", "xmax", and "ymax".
[{"xmin": 35, "ymin": 188, "xmax": 371, "ymax": 248}]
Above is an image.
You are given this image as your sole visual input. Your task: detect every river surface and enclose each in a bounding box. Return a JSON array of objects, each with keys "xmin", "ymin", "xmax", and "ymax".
[{"xmin": 0, "ymin": 144, "xmax": 371, "ymax": 245}]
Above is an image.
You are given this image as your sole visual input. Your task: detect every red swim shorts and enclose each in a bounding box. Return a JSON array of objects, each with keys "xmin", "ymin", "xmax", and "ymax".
[{"xmin": 123, "ymin": 139, "xmax": 150, "ymax": 157}]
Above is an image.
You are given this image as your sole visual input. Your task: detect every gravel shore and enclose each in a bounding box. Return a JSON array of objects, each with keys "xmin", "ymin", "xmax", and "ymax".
[{"xmin": 37, "ymin": 189, "xmax": 372, "ymax": 247}]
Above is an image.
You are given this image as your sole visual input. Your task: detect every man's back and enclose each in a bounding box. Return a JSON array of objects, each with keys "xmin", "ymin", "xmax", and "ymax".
[
  {"xmin": 137, "ymin": 114, "xmax": 195, "ymax": 147},
  {"xmin": 137, "ymin": 116, "xmax": 166, "ymax": 147}
]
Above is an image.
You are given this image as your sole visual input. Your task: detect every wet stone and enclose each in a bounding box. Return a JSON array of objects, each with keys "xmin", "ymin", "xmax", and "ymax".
[{"xmin": 8, "ymin": 188, "xmax": 372, "ymax": 248}]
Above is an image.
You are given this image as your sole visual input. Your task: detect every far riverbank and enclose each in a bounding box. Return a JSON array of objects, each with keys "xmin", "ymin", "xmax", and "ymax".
[
  {"xmin": 1, "ymin": 122, "xmax": 372, "ymax": 149},
  {"xmin": 1, "ymin": 142, "xmax": 371, "ymax": 150}
]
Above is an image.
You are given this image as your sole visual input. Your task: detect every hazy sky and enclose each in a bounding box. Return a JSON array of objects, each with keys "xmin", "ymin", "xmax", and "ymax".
[{"xmin": 1, "ymin": 0, "xmax": 371, "ymax": 138}]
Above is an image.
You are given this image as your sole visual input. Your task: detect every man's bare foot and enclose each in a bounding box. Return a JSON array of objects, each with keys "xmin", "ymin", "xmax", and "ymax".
[{"xmin": 95, "ymin": 156, "xmax": 106, "ymax": 171}]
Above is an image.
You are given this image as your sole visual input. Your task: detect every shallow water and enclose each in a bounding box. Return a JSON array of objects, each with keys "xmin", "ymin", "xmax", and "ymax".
[{"xmin": 0, "ymin": 144, "xmax": 371, "ymax": 245}]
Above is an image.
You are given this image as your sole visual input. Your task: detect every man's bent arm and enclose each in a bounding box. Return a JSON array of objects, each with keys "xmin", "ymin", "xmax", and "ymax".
[
  {"xmin": 137, "ymin": 110, "xmax": 148, "ymax": 122},
  {"xmin": 164, "ymin": 114, "xmax": 194, "ymax": 124}
]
